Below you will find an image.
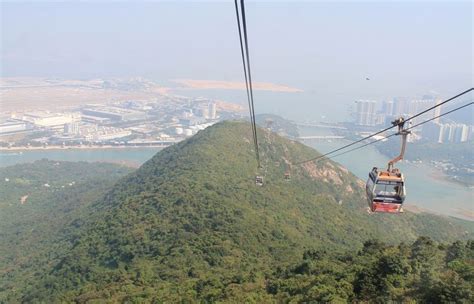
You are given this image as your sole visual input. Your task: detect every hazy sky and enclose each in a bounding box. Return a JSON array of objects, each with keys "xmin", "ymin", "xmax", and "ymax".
[{"xmin": 1, "ymin": 1, "xmax": 472, "ymax": 119}]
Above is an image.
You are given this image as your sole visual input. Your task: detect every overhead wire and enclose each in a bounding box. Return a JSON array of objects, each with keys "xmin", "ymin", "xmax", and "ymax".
[
  {"xmin": 314, "ymin": 101, "xmax": 473, "ymax": 162},
  {"xmin": 240, "ymin": 0, "xmax": 260, "ymax": 168},
  {"xmin": 234, "ymin": 0, "xmax": 258, "ymax": 164},
  {"xmin": 293, "ymin": 87, "xmax": 473, "ymax": 166},
  {"xmin": 234, "ymin": 0, "xmax": 260, "ymax": 168}
]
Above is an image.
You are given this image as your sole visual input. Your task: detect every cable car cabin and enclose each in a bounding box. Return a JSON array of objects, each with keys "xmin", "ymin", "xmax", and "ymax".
[
  {"xmin": 284, "ymin": 172, "xmax": 291, "ymax": 181},
  {"xmin": 255, "ymin": 176, "xmax": 264, "ymax": 186},
  {"xmin": 366, "ymin": 117, "xmax": 410, "ymax": 213},
  {"xmin": 366, "ymin": 167, "xmax": 406, "ymax": 213}
]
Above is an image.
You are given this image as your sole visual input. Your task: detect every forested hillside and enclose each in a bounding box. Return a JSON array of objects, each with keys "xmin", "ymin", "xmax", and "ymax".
[
  {"xmin": 0, "ymin": 160, "xmax": 132, "ymax": 301},
  {"xmin": 1, "ymin": 122, "xmax": 473, "ymax": 302},
  {"xmin": 269, "ymin": 237, "xmax": 473, "ymax": 303}
]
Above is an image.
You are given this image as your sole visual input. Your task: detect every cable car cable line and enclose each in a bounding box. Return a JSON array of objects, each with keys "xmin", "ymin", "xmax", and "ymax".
[
  {"xmin": 311, "ymin": 101, "xmax": 473, "ymax": 163},
  {"xmin": 234, "ymin": 0, "xmax": 257, "ymax": 163},
  {"xmin": 240, "ymin": 0, "xmax": 260, "ymax": 166},
  {"xmin": 293, "ymin": 87, "xmax": 473, "ymax": 166},
  {"xmin": 234, "ymin": 0, "xmax": 260, "ymax": 169}
]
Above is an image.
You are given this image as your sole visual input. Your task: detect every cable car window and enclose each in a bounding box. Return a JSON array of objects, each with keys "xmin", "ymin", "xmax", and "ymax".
[{"xmin": 374, "ymin": 182, "xmax": 402, "ymax": 196}]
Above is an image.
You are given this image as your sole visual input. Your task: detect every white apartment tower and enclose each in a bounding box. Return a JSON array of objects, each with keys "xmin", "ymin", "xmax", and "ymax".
[{"xmin": 355, "ymin": 100, "xmax": 376, "ymax": 126}]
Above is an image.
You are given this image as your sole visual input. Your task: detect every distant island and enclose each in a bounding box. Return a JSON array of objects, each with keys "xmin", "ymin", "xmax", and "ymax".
[{"xmin": 172, "ymin": 78, "xmax": 304, "ymax": 93}]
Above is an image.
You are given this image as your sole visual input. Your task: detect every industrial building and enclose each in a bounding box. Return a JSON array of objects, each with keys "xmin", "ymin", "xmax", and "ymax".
[
  {"xmin": 82, "ymin": 106, "xmax": 146, "ymax": 122},
  {"xmin": 21, "ymin": 112, "xmax": 80, "ymax": 130},
  {"xmin": 0, "ymin": 121, "xmax": 29, "ymax": 135},
  {"xmin": 179, "ymin": 116, "xmax": 208, "ymax": 127}
]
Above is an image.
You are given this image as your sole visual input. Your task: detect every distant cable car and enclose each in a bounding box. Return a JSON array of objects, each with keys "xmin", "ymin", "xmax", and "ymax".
[
  {"xmin": 284, "ymin": 163, "xmax": 292, "ymax": 181},
  {"xmin": 255, "ymin": 176, "xmax": 264, "ymax": 186},
  {"xmin": 366, "ymin": 118, "xmax": 410, "ymax": 213}
]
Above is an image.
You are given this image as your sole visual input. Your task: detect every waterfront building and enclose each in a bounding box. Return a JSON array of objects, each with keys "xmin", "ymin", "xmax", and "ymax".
[
  {"xmin": 0, "ymin": 121, "xmax": 29, "ymax": 134},
  {"xmin": 433, "ymin": 98, "xmax": 442, "ymax": 123},
  {"xmin": 64, "ymin": 122, "xmax": 80, "ymax": 135},
  {"xmin": 393, "ymin": 97, "xmax": 409, "ymax": 116},
  {"xmin": 408, "ymin": 99, "xmax": 436, "ymax": 128},
  {"xmin": 196, "ymin": 105, "xmax": 210, "ymax": 119},
  {"xmin": 453, "ymin": 124, "xmax": 469, "ymax": 142},
  {"xmin": 421, "ymin": 121, "xmax": 443, "ymax": 143},
  {"xmin": 209, "ymin": 102, "xmax": 218, "ymax": 119},
  {"xmin": 436, "ymin": 123, "xmax": 471, "ymax": 143},
  {"xmin": 22, "ymin": 112, "xmax": 80, "ymax": 130},
  {"xmin": 354, "ymin": 100, "xmax": 376, "ymax": 126},
  {"xmin": 82, "ymin": 106, "xmax": 146, "ymax": 122}
]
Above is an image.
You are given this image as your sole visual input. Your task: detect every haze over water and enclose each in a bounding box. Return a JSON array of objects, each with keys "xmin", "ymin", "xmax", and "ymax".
[{"xmin": 2, "ymin": 1, "xmax": 472, "ymax": 115}]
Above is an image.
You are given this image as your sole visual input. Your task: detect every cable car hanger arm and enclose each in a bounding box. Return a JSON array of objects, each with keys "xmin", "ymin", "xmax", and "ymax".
[{"xmin": 387, "ymin": 117, "xmax": 411, "ymax": 172}]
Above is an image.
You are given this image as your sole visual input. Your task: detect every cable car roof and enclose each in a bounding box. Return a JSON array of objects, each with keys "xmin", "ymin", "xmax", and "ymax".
[{"xmin": 377, "ymin": 171, "xmax": 403, "ymax": 182}]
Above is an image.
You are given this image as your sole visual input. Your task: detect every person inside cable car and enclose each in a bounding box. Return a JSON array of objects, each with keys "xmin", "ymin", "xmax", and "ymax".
[
  {"xmin": 366, "ymin": 167, "xmax": 406, "ymax": 213},
  {"xmin": 373, "ymin": 183, "xmax": 403, "ymax": 203}
]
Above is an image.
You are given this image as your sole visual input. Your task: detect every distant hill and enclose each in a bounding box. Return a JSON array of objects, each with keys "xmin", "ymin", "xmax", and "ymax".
[
  {"xmin": 1, "ymin": 122, "xmax": 472, "ymax": 302},
  {"xmin": 255, "ymin": 113, "xmax": 299, "ymax": 138}
]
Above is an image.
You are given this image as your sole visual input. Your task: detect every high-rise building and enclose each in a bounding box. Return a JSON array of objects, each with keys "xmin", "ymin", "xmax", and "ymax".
[
  {"xmin": 408, "ymin": 99, "xmax": 436, "ymax": 129},
  {"xmin": 354, "ymin": 100, "xmax": 376, "ymax": 126},
  {"xmin": 453, "ymin": 124, "xmax": 469, "ymax": 142},
  {"xmin": 382, "ymin": 100, "xmax": 394, "ymax": 116},
  {"xmin": 421, "ymin": 121, "xmax": 443, "ymax": 143},
  {"xmin": 439, "ymin": 124, "xmax": 449, "ymax": 143},
  {"xmin": 209, "ymin": 102, "xmax": 217, "ymax": 119},
  {"xmin": 469, "ymin": 126, "xmax": 474, "ymax": 141},
  {"xmin": 437, "ymin": 123, "xmax": 471, "ymax": 143},
  {"xmin": 197, "ymin": 106, "xmax": 210, "ymax": 119},
  {"xmin": 64, "ymin": 122, "xmax": 80, "ymax": 135},
  {"xmin": 393, "ymin": 97, "xmax": 409, "ymax": 116},
  {"xmin": 433, "ymin": 98, "xmax": 442, "ymax": 123}
]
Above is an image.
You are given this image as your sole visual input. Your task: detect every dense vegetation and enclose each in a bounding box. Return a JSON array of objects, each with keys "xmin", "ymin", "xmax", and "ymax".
[
  {"xmin": 1, "ymin": 122, "xmax": 473, "ymax": 302},
  {"xmin": 270, "ymin": 237, "xmax": 473, "ymax": 303},
  {"xmin": 0, "ymin": 160, "xmax": 132, "ymax": 300}
]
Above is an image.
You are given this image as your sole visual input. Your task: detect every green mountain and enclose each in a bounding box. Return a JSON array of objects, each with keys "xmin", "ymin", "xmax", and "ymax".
[
  {"xmin": 0, "ymin": 160, "xmax": 132, "ymax": 301},
  {"xmin": 2, "ymin": 122, "xmax": 473, "ymax": 302}
]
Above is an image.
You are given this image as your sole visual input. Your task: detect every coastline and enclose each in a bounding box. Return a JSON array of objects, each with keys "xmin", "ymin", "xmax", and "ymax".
[
  {"xmin": 0, "ymin": 145, "xmax": 170, "ymax": 152},
  {"xmin": 411, "ymin": 161, "xmax": 474, "ymax": 189}
]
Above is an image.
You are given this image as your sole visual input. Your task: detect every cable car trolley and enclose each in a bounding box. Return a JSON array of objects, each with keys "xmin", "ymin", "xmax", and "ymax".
[{"xmin": 366, "ymin": 118, "xmax": 411, "ymax": 213}]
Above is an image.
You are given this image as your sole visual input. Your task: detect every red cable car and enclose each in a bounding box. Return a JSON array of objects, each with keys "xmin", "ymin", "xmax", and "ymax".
[{"xmin": 366, "ymin": 167, "xmax": 406, "ymax": 213}]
